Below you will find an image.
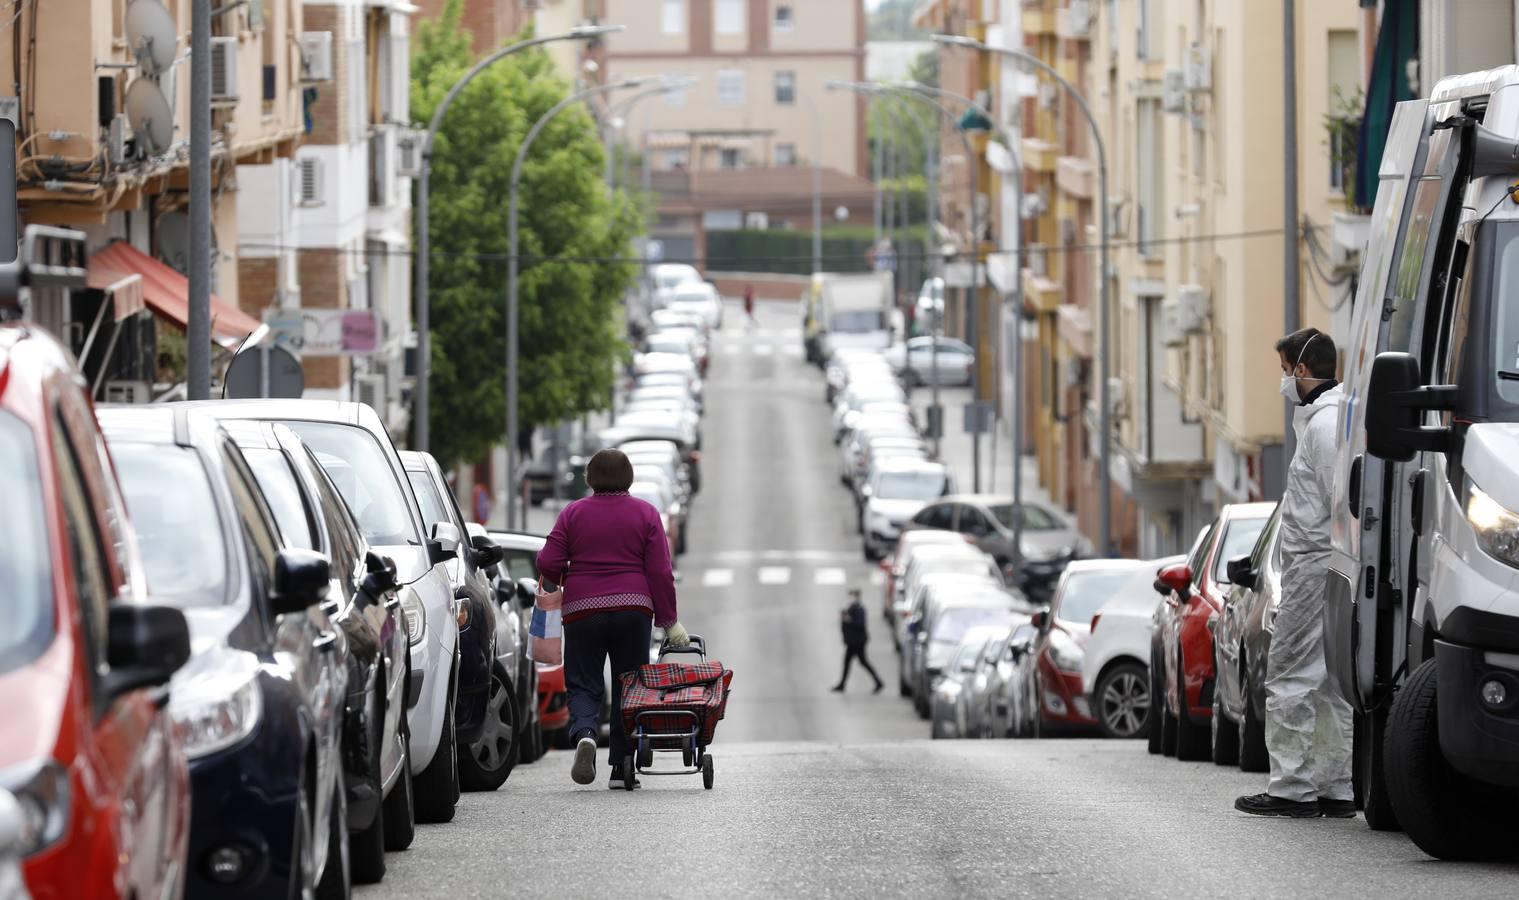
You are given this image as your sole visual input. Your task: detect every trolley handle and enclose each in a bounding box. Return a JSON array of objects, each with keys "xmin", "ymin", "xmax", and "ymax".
[{"xmin": 659, "ymin": 633, "xmax": 706, "ymax": 659}]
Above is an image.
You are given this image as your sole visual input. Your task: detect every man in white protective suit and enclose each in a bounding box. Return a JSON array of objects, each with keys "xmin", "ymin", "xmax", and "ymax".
[{"xmin": 1235, "ymin": 327, "xmax": 1356, "ymax": 819}]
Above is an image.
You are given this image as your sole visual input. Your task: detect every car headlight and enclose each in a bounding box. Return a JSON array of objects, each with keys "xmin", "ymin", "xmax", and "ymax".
[
  {"xmin": 171, "ymin": 669, "xmax": 262, "ymax": 760},
  {"xmin": 867, "ymin": 511, "xmax": 893, "ymax": 532},
  {"xmin": 0, "ymin": 761, "xmax": 69, "ymax": 856},
  {"xmin": 402, "ymin": 591, "xmax": 426, "ymax": 646},
  {"xmin": 1467, "ymin": 481, "xmax": 1519, "ymax": 569},
  {"xmin": 1048, "ymin": 628, "xmax": 1084, "ymax": 673},
  {"xmin": 925, "ymin": 642, "xmax": 954, "ymax": 671}
]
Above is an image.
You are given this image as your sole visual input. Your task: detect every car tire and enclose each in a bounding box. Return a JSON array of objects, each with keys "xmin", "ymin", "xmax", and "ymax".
[
  {"xmin": 290, "ymin": 762, "xmax": 316, "ymax": 899},
  {"xmin": 1385, "ymin": 659, "xmax": 1518, "ymax": 861},
  {"xmin": 1173, "ymin": 646, "xmax": 1212, "ymax": 762},
  {"xmin": 1095, "ymin": 662, "xmax": 1150, "ymax": 740},
  {"xmin": 316, "ymin": 772, "xmax": 351, "ymax": 900},
  {"xmin": 1210, "ymin": 683, "xmax": 1240, "ymax": 766},
  {"xmin": 1160, "ymin": 694, "xmax": 1179, "ymax": 757},
  {"xmin": 1146, "ymin": 651, "xmax": 1164, "ymax": 754},
  {"xmin": 1236, "ymin": 663, "xmax": 1269, "ymax": 773},
  {"xmin": 458, "ymin": 666, "xmax": 518, "ymax": 792},
  {"xmin": 1356, "ymin": 706, "xmax": 1400, "ymax": 831},
  {"xmin": 381, "ymin": 725, "xmax": 415, "ymax": 851},
  {"xmin": 350, "ymin": 701, "xmax": 387, "ymax": 884},
  {"xmin": 414, "ymin": 693, "xmax": 459, "ymax": 824}
]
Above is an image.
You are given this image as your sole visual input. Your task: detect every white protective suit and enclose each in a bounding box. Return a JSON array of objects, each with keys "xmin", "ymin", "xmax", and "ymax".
[{"xmin": 1265, "ymin": 381, "xmax": 1354, "ymax": 802}]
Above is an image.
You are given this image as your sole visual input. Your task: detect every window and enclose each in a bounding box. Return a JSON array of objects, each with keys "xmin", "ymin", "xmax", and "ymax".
[
  {"xmin": 774, "ymin": 71, "xmax": 796, "ymax": 105},
  {"xmin": 52, "ymin": 418, "xmax": 110, "ymax": 688},
  {"xmin": 284, "ymin": 421, "xmax": 420, "ymax": 547},
  {"xmin": 407, "ymin": 470, "xmax": 450, "ymax": 530},
  {"xmin": 1136, "ymin": 97, "xmax": 1162, "ymax": 256},
  {"xmin": 303, "ymin": 448, "xmax": 362, "ymax": 576},
  {"xmin": 0, "ymin": 411, "xmax": 54, "ymax": 674},
  {"xmin": 222, "ymin": 445, "xmax": 283, "ymax": 588},
  {"xmin": 1213, "ymin": 517, "xmax": 1269, "ymax": 583},
  {"xmin": 720, "ymin": 148, "xmax": 741, "ymax": 169},
  {"xmin": 717, "ymin": 69, "xmax": 745, "ymax": 106},
  {"xmin": 775, "ymin": 142, "xmax": 797, "ymax": 166},
  {"xmin": 113, "ymin": 443, "xmax": 230, "ymax": 608},
  {"xmin": 914, "ymin": 502, "xmax": 955, "ymax": 530},
  {"xmin": 661, "ymin": 0, "xmax": 684, "ymax": 35},
  {"xmin": 775, "ymin": 4, "xmax": 794, "ymax": 32},
  {"xmin": 243, "ymin": 448, "xmax": 317, "ymax": 551},
  {"xmin": 1327, "ymin": 30, "xmax": 1360, "ymax": 193},
  {"xmin": 1057, "ymin": 569, "xmax": 1143, "ymax": 624},
  {"xmin": 958, "ymin": 506, "xmax": 993, "ymax": 537},
  {"xmin": 715, "ymin": 0, "xmax": 743, "ymax": 35}
]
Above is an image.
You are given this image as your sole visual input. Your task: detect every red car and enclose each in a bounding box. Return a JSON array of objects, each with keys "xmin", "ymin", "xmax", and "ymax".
[
  {"xmin": 1030, "ymin": 560, "xmax": 1150, "ymax": 735},
  {"xmin": 537, "ymin": 662, "xmax": 570, "ymax": 738},
  {"xmin": 1153, "ymin": 502, "xmax": 1273, "ymax": 760},
  {"xmin": 0, "ymin": 323, "xmax": 193, "ymax": 899}
]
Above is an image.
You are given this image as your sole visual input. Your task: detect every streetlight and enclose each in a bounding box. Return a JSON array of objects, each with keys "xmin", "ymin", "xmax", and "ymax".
[
  {"xmin": 934, "ymin": 33, "xmax": 1115, "ymax": 558},
  {"xmin": 413, "ymin": 24, "xmax": 622, "ymax": 454},
  {"xmin": 604, "ymin": 76, "xmax": 696, "ymax": 193},
  {"xmin": 507, "ymin": 76, "xmax": 653, "ymax": 529}
]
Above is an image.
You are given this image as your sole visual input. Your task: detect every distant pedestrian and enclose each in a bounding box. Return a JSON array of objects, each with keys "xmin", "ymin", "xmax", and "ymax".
[
  {"xmin": 832, "ymin": 589, "xmax": 883, "ymax": 693},
  {"xmin": 743, "ymin": 283, "xmax": 756, "ymax": 326}
]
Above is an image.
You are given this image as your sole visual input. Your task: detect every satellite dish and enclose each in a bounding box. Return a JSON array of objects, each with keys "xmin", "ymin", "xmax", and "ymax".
[
  {"xmin": 125, "ymin": 77, "xmax": 173, "ymax": 156},
  {"xmin": 124, "ymin": 0, "xmax": 178, "ymax": 75}
]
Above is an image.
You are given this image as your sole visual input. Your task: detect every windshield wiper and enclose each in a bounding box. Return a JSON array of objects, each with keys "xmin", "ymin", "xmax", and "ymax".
[{"xmin": 1499, "ymin": 370, "xmax": 1519, "ymax": 381}]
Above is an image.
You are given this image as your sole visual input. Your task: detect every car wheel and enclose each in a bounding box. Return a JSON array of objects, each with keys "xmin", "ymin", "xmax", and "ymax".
[
  {"xmin": 1173, "ymin": 646, "xmax": 1212, "ymax": 761},
  {"xmin": 1095, "ymin": 662, "xmax": 1150, "ymax": 740},
  {"xmin": 381, "ymin": 720, "xmax": 415, "ymax": 851},
  {"xmin": 289, "ymin": 763, "xmax": 316, "ymax": 900},
  {"xmin": 1210, "ymin": 681, "xmax": 1240, "ymax": 766},
  {"xmin": 1385, "ymin": 659, "xmax": 1518, "ymax": 860},
  {"xmin": 1146, "ymin": 651, "xmax": 1164, "ymax": 755},
  {"xmin": 350, "ymin": 700, "xmax": 387, "ymax": 884},
  {"xmin": 315, "ymin": 771, "xmax": 351, "ymax": 900},
  {"xmin": 1236, "ymin": 663, "xmax": 1269, "ymax": 773},
  {"xmin": 413, "ymin": 693, "xmax": 458, "ymax": 824},
  {"xmin": 459, "ymin": 666, "xmax": 518, "ymax": 792}
]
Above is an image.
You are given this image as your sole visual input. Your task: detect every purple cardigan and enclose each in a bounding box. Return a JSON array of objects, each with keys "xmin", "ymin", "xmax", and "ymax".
[{"xmin": 536, "ymin": 493, "xmax": 679, "ymax": 627}]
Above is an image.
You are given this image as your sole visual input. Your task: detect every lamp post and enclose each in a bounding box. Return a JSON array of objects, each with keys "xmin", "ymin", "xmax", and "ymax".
[
  {"xmin": 605, "ymin": 77, "xmax": 695, "ymax": 193},
  {"xmin": 507, "ymin": 77, "xmax": 651, "ymax": 529},
  {"xmin": 413, "ymin": 25, "xmax": 621, "ymax": 454},
  {"xmin": 934, "ymin": 33, "xmax": 1114, "ymax": 558},
  {"xmin": 797, "ymin": 90, "xmax": 824, "ymax": 275}
]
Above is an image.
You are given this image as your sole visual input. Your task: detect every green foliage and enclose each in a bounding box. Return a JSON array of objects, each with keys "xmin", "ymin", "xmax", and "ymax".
[
  {"xmin": 1324, "ymin": 85, "xmax": 1365, "ymax": 212},
  {"xmin": 413, "ymin": 0, "xmax": 642, "ymax": 469},
  {"xmin": 869, "ymin": 93, "xmax": 936, "ymax": 190},
  {"xmin": 705, "ymin": 227, "xmax": 930, "ymax": 290},
  {"xmin": 868, "ymin": 0, "xmax": 929, "ymax": 39}
]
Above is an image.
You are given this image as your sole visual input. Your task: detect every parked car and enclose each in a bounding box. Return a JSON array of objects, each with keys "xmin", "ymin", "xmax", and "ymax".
[
  {"xmin": 219, "ymin": 417, "xmax": 415, "ymax": 881},
  {"xmin": 859, "ymin": 457, "xmax": 953, "ymax": 559},
  {"xmin": 930, "ymin": 626, "xmax": 1010, "ymax": 739},
  {"xmin": 901, "ymin": 495, "xmax": 1090, "ymax": 602},
  {"xmin": 1211, "ymin": 505, "xmax": 1284, "ymax": 771},
  {"xmin": 644, "ymin": 328, "xmax": 708, "ymax": 376},
  {"xmin": 1030, "ymin": 560, "xmax": 1152, "ymax": 736},
  {"xmin": 648, "ymin": 262, "xmax": 704, "ymax": 311},
  {"xmin": 0, "ymin": 790, "xmax": 25, "ymax": 900},
  {"xmin": 880, "ymin": 529, "xmax": 978, "ymax": 626},
  {"xmin": 667, "ymin": 280, "xmax": 724, "ymax": 329},
  {"xmin": 483, "ymin": 531, "xmax": 571, "ymax": 747},
  {"xmin": 907, "ymin": 585, "xmax": 1024, "ymax": 717},
  {"xmin": 883, "ymin": 336, "xmax": 975, "ymax": 387},
  {"xmin": 1152, "ymin": 502, "xmax": 1273, "ymax": 760},
  {"xmin": 484, "ymin": 531, "xmax": 553, "ymax": 762},
  {"xmin": 892, "ymin": 548, "xmax": 1007, "ymax": 661},
  {"xmin": 0, "ymin": 325, "xmax": 192, "ymax": 900},
  {"xmin": 983, "ymin": 623, "xmax": 1043, "ymax": 738},
  {"xmin": 617, "ymin": 437, "xmax": 702, "ymax": 494},
  {"xmin": 1080, "ymin": 555, "xmax": 1185, "ymax": 740},
  {"xmin": 103, "ymin": 406, "xmax": 352, "ymax": 897},
  {"xmin": 193, "ymin": 400, "xmax": 463, "ymax": 824}
]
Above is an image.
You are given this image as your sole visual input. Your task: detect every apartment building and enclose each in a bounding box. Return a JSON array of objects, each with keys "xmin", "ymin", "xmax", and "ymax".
[
  {"xmin": 6, "ymin": 0, "xmax": 303, "ymax": 400},
  {"xmin": 238, "ymin": 0, "xmax": 417, "ymax": 438}
]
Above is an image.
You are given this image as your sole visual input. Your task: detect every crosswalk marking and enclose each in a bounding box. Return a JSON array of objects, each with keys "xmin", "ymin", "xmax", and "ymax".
[
  {"xmin": 701, "ymin": 568, "xmax": 734, "ymax": 587},
  {"xmin": 757, "ymin": 566, "xmax": 792, "ymax": 585},
  {"xmin": 753, "ymin": 344, "xmax": 774, "ymax": 357},
  {"xmin": 870, "ymin": 569, "xmax": 886, "ymax": 586},
  {"xmin": 814, "ymin": 567, "xmax": 846, "ymax": 585}
]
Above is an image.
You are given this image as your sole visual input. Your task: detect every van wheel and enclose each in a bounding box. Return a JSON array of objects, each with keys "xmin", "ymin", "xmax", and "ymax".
[
  {"xmin": 1385, "ymin": 659, "xmax": 1517, "ymax": 860},
  {"xmin": 1356, "ymin": 706, "xmax": 1400, "ymax": 831},
  {"xmin": 1236, "ymin": 665, "xmax": 1269, "ymax": 773}
]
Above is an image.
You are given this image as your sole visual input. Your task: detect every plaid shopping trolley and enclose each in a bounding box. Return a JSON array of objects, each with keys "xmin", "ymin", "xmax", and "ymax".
[{"xmin": 617, "ymin": 635, "xmax": 733, "ymax": 789}]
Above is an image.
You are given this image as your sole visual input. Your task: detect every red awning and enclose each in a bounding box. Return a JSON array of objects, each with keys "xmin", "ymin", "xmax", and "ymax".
[{"xmin": 87, "ymin": 241, "xmax": 261, "ymax": 347}]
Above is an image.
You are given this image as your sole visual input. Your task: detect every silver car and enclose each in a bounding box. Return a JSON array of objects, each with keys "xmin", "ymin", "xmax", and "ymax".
[
  {"xmin": 930, "ymin": 625, "xmax": 1008, "ymax": 739},
  {"xmin": 900, "ymin": 494, "xmax": 1093, "ymax": 602},
  {"xmin": 909, "ymin": 592, "xmax": 1023, "ymax": 719},
  {"xmin": 983, "ymin": 623, "xmax": 1043, "ymax": 738}
]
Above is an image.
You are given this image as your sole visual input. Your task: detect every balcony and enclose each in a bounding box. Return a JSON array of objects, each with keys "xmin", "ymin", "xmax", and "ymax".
[
  {"xmin": 1056, "ymin": 156, "xmax": 1094, "ymax": 200},
  {"xmin": 1022, "ymin": 137, "xmax": 1059, "ymax": 174},
  {"xmin": 1056, "ymin": 2, "xmax": 1093, "ymax": 41},
  {"xmin": 1023, "ymin": 7, "xmax": 1057, "ymax": 36},
  {"xmin": 1021, "ymin": 264, "xmax": 1062, "ymax": 313}
]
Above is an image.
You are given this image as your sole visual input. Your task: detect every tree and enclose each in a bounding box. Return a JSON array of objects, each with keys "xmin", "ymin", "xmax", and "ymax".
[
  {"xmin": 412, "ymin": 2, "xmax": 641, "ymax": 470},
  {"xmin": 867, "ymin": 0, "xmax": 929, "ymax": 39}
]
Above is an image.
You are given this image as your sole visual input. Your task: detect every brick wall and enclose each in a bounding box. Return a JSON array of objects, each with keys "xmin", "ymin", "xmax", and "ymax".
[
  {"xmin": 238, "ymin": 257, "xmax": 279, "ymax": 319},
  {"xmin": 304, "ymin": 5, "xmax": 346, "ymax": 147},
  {"xmin": 298, "ymin": 248, "xmax": 348, "ymax": 389},
  {"xmin": 412, "ymin": 0, "xmax": 530, "ymax": 56}
]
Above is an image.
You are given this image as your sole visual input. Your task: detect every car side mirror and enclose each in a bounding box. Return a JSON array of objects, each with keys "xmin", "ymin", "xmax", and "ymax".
[
  {"xmin": 516, "ymin": 576, "xmax": 538, "ymax": 609},
  {"xmin": 1029, "ymin": 610, "xmax": 1047, "ymax": 631},
  {"xmin": 428, "ymin": 521, "xmax": 460, "ymax": 566},
  {"xmin": 103, "ymin": 603, "xmax": 191, "ymax": 700},
  {"xmin": 1157, "ymin": 562, "xmax": 1193, "ymax": 597},
  {"xmin": 1225, "ymin": 555, "xmax": 1256, "ymax": 591},
  {"xmin": 471, "ymin": 533, "xmax": 504, "ymax": 568},
  {"xmin": 272, "ymin": 548, "xmax": 331, "ymax": 615},
  {"xmin": 1365, "ymin": 351, "xmax": 1456, "ymax": 462},
  {"xmin": 363, "ymin": 550, "xmax": 398, "ymax": 594}
]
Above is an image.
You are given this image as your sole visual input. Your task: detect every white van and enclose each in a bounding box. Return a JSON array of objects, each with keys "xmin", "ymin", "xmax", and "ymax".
[{"xmin": 1327, "ymin": 66, "xmax": 1519, "ymax": 860}]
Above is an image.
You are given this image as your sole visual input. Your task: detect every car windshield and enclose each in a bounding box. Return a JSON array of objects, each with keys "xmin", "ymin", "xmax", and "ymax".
[
  {"xmin": 112, "ymin": 444, "xmax": 230, "ymax": 607},
  {"xmin": 989, "ymin": 503, "xmax": 1061, "ymax": 530},
  {"xmin": 283, "ymin": 422, "xmax": 418, "ymax": 547},
  {"xmin": 0, "ymin": 411, "xmax": 53, "ymax": 673},
  {"xmin": 932, "ymin": 607, "xmax": 1009, "ymax": 644},
  {"xmin": 831, "ymin": 310, "xmax": 887, "ymax": 333},
  {"xmin": 1056, "ymin": 569, "xmax": 1143, "ymax": 625},
  {"xmin": 407, "ymin": 470, "xmax": 450, "ymax": 530},
  {"xmin": 1213, "ymin": 516, "xmax": 1270, "ymax": 582},
  {"xmin": 497, "ymin": 547, "xmax": 540, "ymax": 582},
  {"xmin": 954, "ymin": 638, "xmax": 986, "ymax": 672},
  {"xmin": 877, "ymin": 471, "xmax": 948, "ymax": 501},
  {"xmin": 243, "ymin": 448, "xmax": 315, "ymax": 550}
]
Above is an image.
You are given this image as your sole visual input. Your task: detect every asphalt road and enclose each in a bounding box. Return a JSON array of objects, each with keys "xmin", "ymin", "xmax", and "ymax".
[{"xmin": 359, "ymin": 302, "xmax": 1518, "ymax": 898}]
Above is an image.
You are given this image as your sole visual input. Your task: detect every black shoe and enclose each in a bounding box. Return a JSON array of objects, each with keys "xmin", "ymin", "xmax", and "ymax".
[
  {"xmin": 608, "ymin": 774, "xmax": 642, "ymax": 790},
  {"xmin": 1234, "ymin": 793, "xmax": 1320, "ymax": 818},
  {"xmin": 570, "ymin": 735, "xmax": 597, "ymax": 785},
  {"xmin": 873, "ymin": 682, "xmax": 885, "ymax": 694},
  {"xmin": 1318, "ymin": 799, "xmax": 1357, "ymax": 819},
  {"xmin": 830, "ymin": 685, "xmax": 845, "ymax": 693}
]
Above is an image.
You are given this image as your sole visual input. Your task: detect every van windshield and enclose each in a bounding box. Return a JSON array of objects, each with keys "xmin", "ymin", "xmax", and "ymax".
[
  {"xmin": 831, "ymin": 310, "xmax": 887, "ymax": 333},
  {"xmin": 0, "ymin": 411, "xmax": 53, "ymax": 673}
]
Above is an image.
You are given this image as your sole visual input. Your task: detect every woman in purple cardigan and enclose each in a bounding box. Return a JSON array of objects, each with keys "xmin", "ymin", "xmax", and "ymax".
[{"xmin": 538, "ymin": 448, "xmax": 688, "ymax": 789}]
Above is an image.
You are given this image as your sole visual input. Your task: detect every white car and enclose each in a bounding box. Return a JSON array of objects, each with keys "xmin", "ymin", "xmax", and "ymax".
[
  {"xmin": 883, "ymin": 336, "xmax": 975, "ymax": 387},
  {"xmin": 1080, "ymin": 555, "xmax": 1185, "ymax": 740},
  {"xmin": 649, "ymin": 263, "xmax": 703, "ymax": 310},
  {"xmin": 668, "ymin": 281, "xmax": 724, "ymax": 330},
  {"xmin": 860, "ymin": 458, "xmax": 954, "ymax": 559}
]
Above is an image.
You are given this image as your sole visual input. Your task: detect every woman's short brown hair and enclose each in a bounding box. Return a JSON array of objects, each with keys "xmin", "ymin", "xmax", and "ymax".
[{"xmin": 586, "ymin": 448, "xmax": 634, "ymax": 493}]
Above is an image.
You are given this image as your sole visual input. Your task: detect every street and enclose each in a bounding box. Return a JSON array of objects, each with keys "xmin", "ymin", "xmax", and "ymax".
[{"xmin": 358, "ymin": 302, "xmax": 1519, "ymax": 898}]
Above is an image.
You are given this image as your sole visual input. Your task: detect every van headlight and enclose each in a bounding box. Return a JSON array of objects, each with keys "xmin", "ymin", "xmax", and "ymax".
[
  {"xmin": 171, "ymin": 670, "xmax": 262, "ymax": 760},
  {"xmin": 402, "ymin": 592, "xmax": 427, "ymax": 646},
  {"xmin": 1466, "ymin": 481, "xmax": 1519, "ymax": 568}
]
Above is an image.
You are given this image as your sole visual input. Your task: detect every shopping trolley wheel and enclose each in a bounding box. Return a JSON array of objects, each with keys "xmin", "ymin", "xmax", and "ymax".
[
  {"xmin": 622, "ymin": 757, "xmax": 636, "ymax": 791},
  {"xmin": 637, "ymin": 740, "xmax": 653, "ymax": 770},
  {"xmin": 701, "ymin": 754, "xmax": 714, "ymax": 790}
]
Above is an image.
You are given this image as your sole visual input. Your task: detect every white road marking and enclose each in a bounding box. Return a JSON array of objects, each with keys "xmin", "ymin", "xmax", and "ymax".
[
  {"xmin": 814, "ymin": 567, "xmax": 847, "ymax": 585},
  {"xmin": 870, "ymin": 569, "xmax": 886, "ymax": 586},
  {"xmin": 701, "ymin": 568, "xmax": 734, "ymax": 587},
  {"xmin": 753, "ymin": 344, "xmax": 774, "ymax": 357},
  {"xmin": 781, "ymin": 345, "xmax": 804, "ymax": 358},
  {"xmin": 757, "ymin": 566, "xmax": 792, "ymax": 585}
]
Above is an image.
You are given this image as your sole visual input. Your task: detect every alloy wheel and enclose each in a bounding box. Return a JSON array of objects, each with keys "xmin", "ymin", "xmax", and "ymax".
[
  {"xmin": 474, "ymin": 672, "xmax": 516, "ymax": 771},
  {"xmin": 1100, "ymin": 670, "xmax": 1149, "ymax": 738}
]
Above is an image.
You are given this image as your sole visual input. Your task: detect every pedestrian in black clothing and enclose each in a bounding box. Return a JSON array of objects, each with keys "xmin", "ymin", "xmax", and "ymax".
[{"xmin": 833, "ymin": 589, "xmax": 884, "ymax": 693}]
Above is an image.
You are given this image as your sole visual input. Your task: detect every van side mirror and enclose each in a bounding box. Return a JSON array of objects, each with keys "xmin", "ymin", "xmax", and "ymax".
[
  {"xmin": 1225, "ymin": 555, "xmax": 1256, "ymax": 591},
  {"xmin": 1364, "ymin": 352, "xmax": 1457, "ymax": 462},
  {"xmin": 1157, "ymin": 563, "xmax": 1193, "ymax": 597},
  {"xmin": 428, "ymin": 521, "xmax": 460, "ymax": 566},
  {"xmin": 272, "ymin": 548, "xmax": 332, "ymax": 615},
  {"xmin": 364, "ymin": 550, "xmax": 398, "ymax": 593},
  {"xmin": 103, "ymin": 603, "xmax": 191, "ymax": 700}
]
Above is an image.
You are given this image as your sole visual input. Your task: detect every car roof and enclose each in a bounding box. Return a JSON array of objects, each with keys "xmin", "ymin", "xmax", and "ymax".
[
  {"xmin": 1220, "ymin": 501, "xmax": 1277, "ymax": 521},
  {"xmin": 873, "ymin": 456, "xmax": 943, "ymax": 473},
  {"xmin": 97, "ymin": 403, "xmax": 225, "ymax": 451},
  {"xmin": 1063, "ymin": 558, "xmax": 1151, "ymax": 576},
  {"xmin": 487, "ymin": 530, "xmax": 546, "ymax": 550}
]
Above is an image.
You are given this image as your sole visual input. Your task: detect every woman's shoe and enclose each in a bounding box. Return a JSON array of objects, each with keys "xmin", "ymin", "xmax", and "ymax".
[{"xmin": 570, "ymin": 733, "xmax": 597, "ymax": 785}]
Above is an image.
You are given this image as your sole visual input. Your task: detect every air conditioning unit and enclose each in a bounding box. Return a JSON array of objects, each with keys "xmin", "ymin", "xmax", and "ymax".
[
  {"xmin": 104, "ymin": 380, "xmax": 152, "ymax": 404},
  {"xmin": 1059, "ymin": 217, "xmax": 1076, "ymax": 247},
  {"xmin": 1175, "ymin": 283, "xmax": 1209, "ymax": 333},
  {"xmin": 396, "ymin": 130, "xmax": 424, "ymax": 178},
  {"xmin": 297, "ymin": 157, "xmax": 325, "ymax": 206},
  {"xmin": 1185, "ymin": 42, "xmax": 1212, "ymax": 92},
  {"xmin": 1159, "ymin": 298, "xmax": 1187, "ymax": 347},
  {"xmin": 1162, "ymin": 70, "xmax": 1186, "ymax": 114},
  {"xmin": 210, "ymin": 37, "xmax": 239, "ymax": 105},
  {"xmin": 1067, "ymin": 0, "xmax": 1093, "ymax": 37},
  {"xmin": 300, "ymin": 32, "xmax": 334, "ymax": 83}
]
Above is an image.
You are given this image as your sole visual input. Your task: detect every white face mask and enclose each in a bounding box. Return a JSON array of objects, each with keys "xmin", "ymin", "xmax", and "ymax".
[{"xmin": 1279, "ymin": 334, "xmax": 1320, "ymax": 404}]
